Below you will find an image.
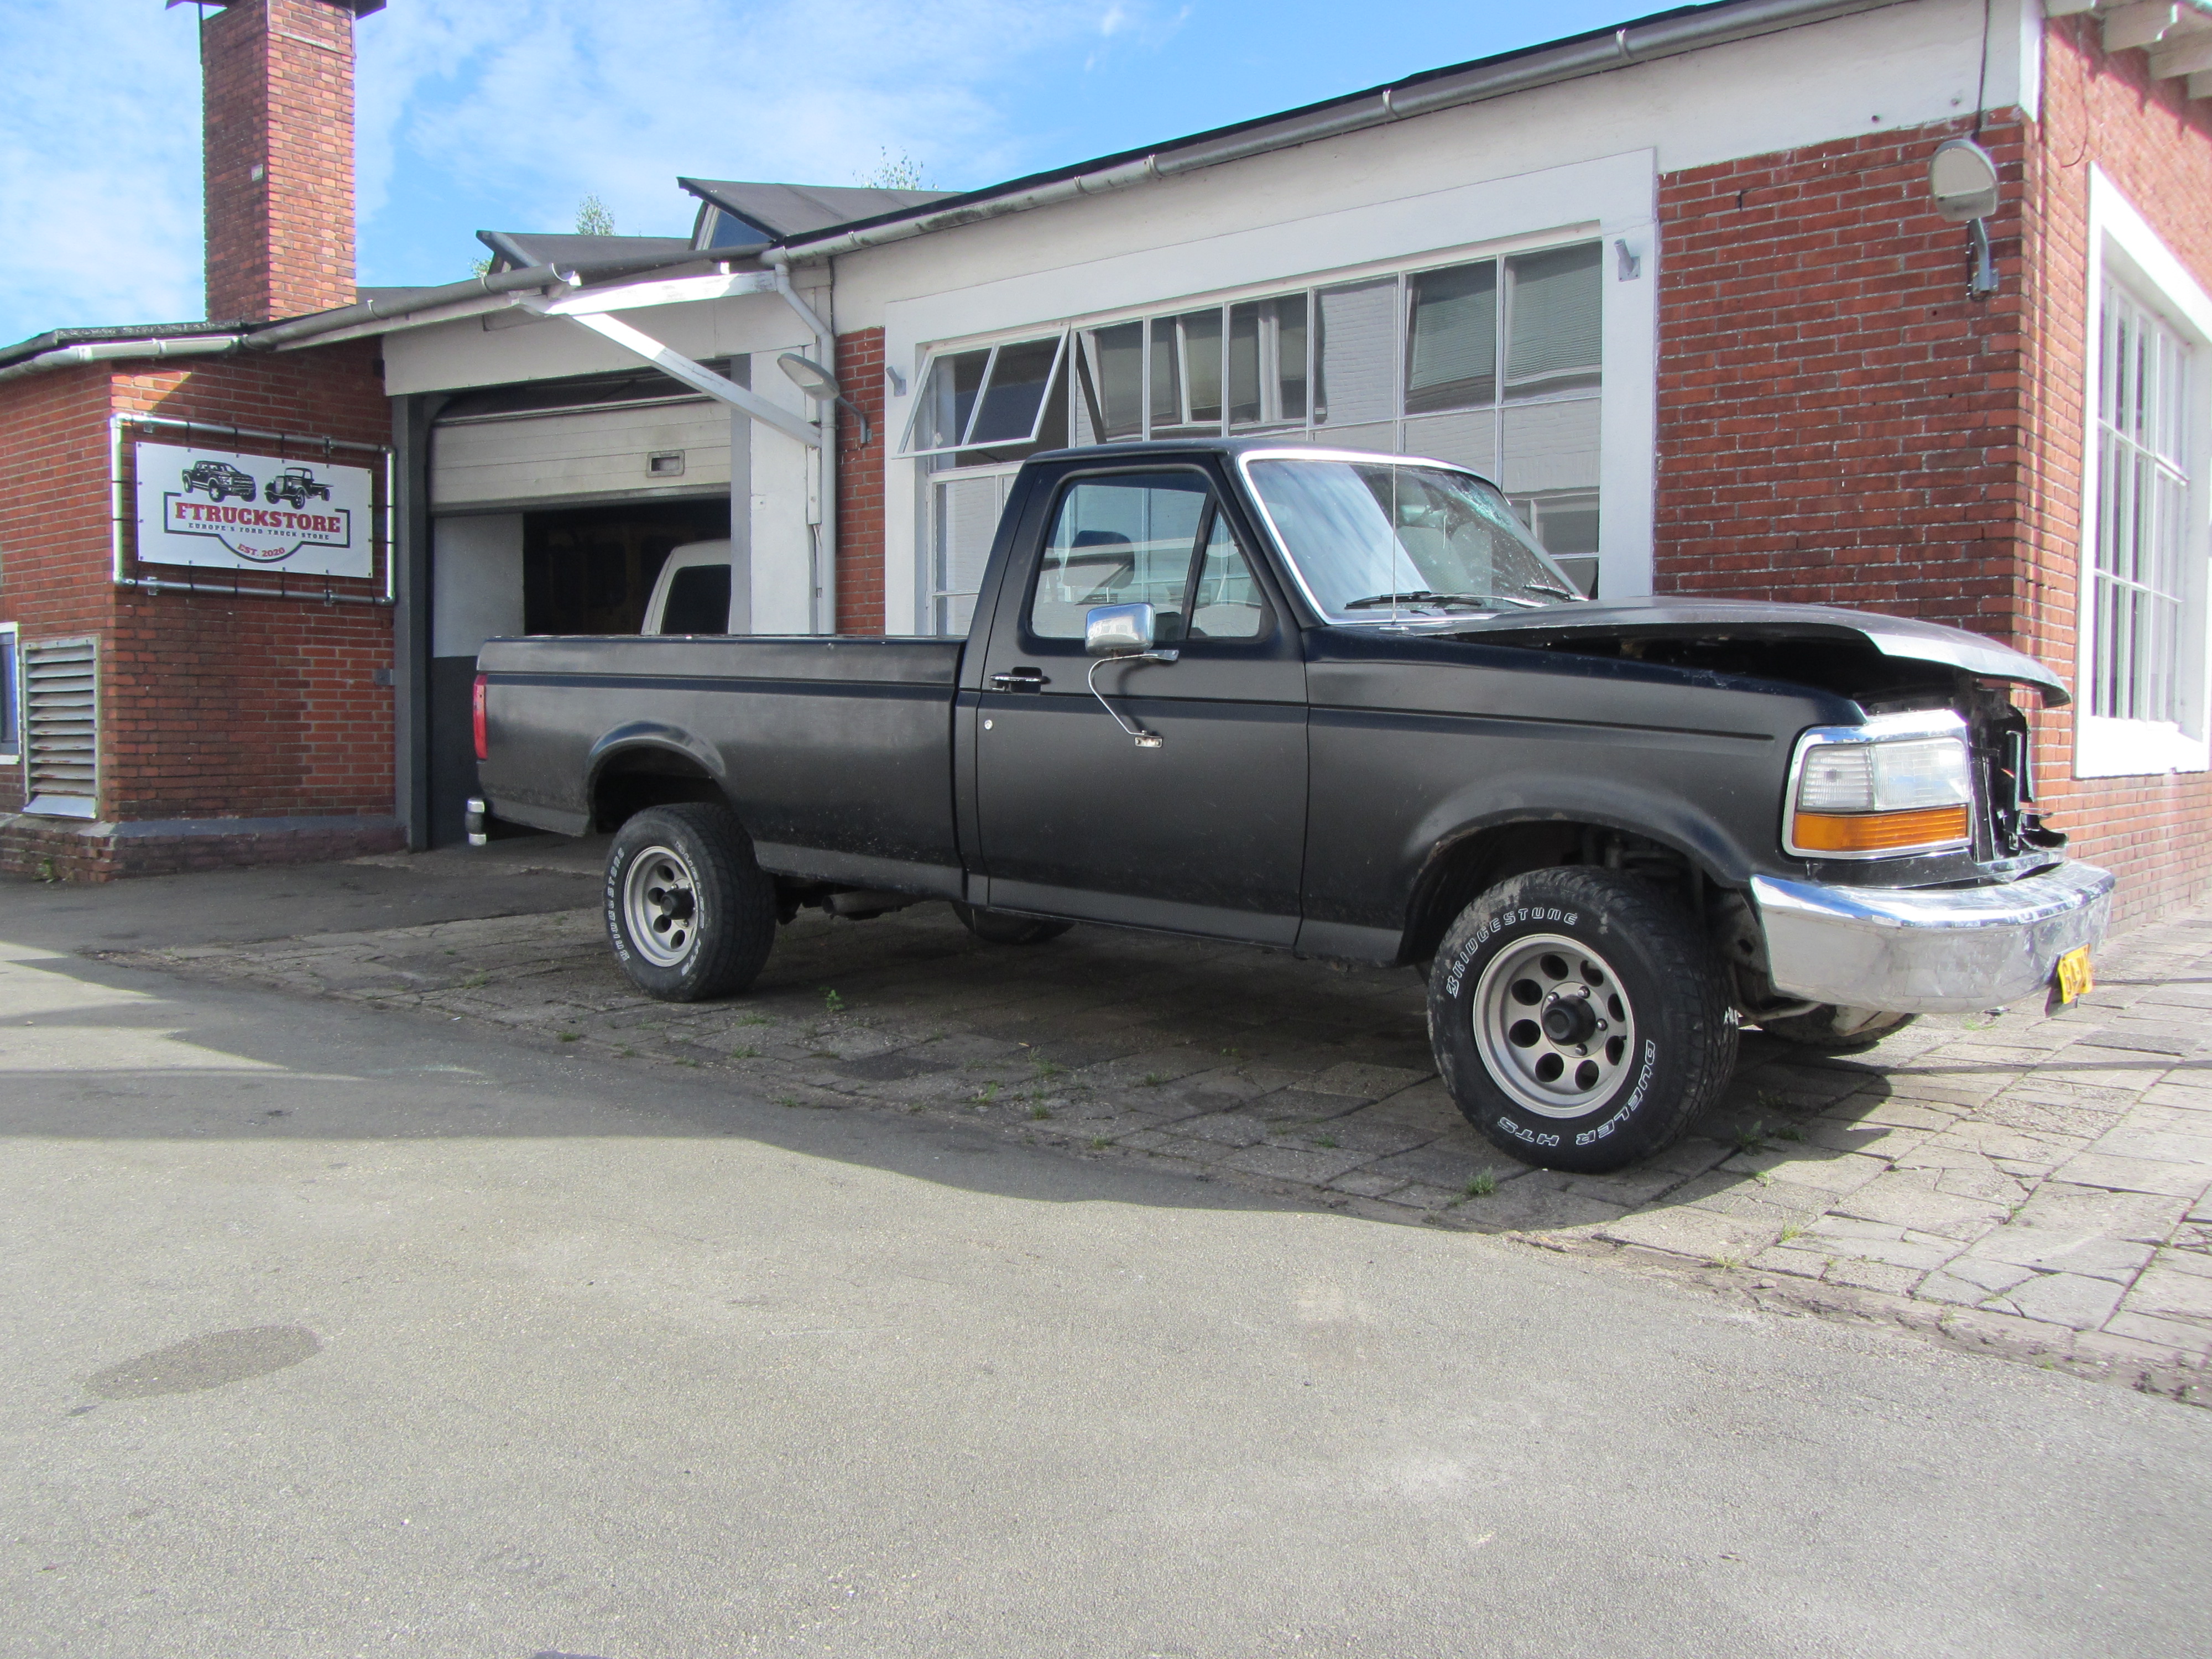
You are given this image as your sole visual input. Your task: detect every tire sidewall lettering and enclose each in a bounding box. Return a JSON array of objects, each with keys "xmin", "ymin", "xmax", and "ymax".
[{"xmin": 1444, "ymin": 907, "xmax": 1580, "ymax": 998}]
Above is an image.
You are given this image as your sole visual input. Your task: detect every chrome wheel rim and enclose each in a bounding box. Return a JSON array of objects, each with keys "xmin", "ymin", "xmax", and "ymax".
[
  {"xmin": 622, "ymin": 844, "xmax": 701, "ymax": 968},
  {"xmin": 1472, "ymin": 933, "xmax": 1637, "ymax": 1119}
]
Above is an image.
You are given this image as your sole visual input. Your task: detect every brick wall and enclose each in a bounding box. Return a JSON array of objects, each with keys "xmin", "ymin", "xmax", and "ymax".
[
  {"xmin": 1653, "ymin": 113, "xmax": 2032, "ymax": 635},
  {"xmin": 201, "ymin": 0, "xmax": 361, "ymax": 323},
  {"xmin": 836, "ymin": 327, "xmax": 888, "ymax": 634},
  {"xmin": 0, "ymin": 366, "xmax": 119, "ymax": 816},
  {"xmin": 2016, "ymin": 18, "xmax": 2212, "ymax": 927},
  {"xmin": 0, "ymin": 341, "xmax": 397, "ymax": 877}
]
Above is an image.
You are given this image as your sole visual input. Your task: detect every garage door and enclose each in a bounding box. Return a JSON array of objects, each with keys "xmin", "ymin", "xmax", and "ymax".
[{"xmin": 432, "ymin": 393, "xmax": 732, "ymax": 512}]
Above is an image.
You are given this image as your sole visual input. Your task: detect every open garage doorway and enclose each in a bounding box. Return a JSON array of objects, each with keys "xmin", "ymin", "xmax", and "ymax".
[{"xmin": 427, "ymin": 497, "xmax": 731, "ymax": 847}]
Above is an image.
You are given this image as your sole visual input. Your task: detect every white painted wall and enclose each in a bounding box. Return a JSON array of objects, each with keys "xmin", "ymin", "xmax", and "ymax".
[
  {"xmin": 744, "ymin": 356, "xmax": 819, "ymax": 633},
  {"xmin": 431, "ymin": 513, "xmax": 524, "ymax": 657}
]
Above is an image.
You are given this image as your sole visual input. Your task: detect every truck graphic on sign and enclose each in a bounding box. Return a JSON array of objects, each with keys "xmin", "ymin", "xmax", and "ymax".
[
  {"xmin": 180, "ymin": 459, "xmax": 258, "ymax": 502},
  {"xmin": 263, "ymin": 466, "xmax": 332, "ymax": 509}
]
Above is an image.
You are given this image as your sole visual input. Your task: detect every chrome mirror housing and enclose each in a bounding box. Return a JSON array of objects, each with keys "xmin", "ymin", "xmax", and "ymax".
[{"xmin": 1084, "ymin": 602, "xmax": 1154, "ymax": 657}]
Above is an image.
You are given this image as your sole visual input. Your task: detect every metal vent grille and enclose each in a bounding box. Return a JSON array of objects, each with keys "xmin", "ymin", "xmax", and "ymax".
[{"xmin": 23, "ymin": 637, "xmax": 98, "ymax": 819}]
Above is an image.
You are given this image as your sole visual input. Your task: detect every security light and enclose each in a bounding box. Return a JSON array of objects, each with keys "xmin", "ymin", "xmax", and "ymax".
[
  {"xmin": 778, "ymin": 353, "xmax": 842, "ymax": 400},
  {"xmin": 1927, "ymin": 138, "xmax": 2001, "ymax": 299},
  {"xmin": 777, "ymin": 352, "xmax": 872, "ymax": 447},
  {"xmin": 1928, "ymin": 139, "xmax": 2000, "ymax": 222}
]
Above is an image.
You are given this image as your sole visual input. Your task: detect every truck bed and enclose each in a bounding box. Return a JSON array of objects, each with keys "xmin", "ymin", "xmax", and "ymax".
[{"xmin": 475, "ymin": 634, "xmax": 967, "ymax": 894}]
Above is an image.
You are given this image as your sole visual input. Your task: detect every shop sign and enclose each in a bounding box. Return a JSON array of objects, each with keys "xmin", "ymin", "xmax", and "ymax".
[{"xmin": 133, "ymin": 440, "xmax": 375, "ymax": 577}]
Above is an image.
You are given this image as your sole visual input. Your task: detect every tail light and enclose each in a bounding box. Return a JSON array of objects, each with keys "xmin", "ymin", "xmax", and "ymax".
[{"xmin": 472, "ymin": 673, "xmax": 489, "ymax": 762}]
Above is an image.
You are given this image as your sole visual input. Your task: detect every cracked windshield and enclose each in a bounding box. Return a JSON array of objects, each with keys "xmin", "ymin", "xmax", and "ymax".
[{"xmin": 1248, "ymin": 458, "xmax": 1585, "ymax": 619}]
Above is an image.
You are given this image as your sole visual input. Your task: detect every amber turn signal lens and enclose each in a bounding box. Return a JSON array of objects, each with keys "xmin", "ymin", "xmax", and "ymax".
[{"xmin": 1792, "ymin": 805, "xmax": 1971, "ymax": 854}]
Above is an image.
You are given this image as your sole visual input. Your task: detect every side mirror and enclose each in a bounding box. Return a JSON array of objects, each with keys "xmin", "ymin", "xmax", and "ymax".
[{"xmin": 1084, "ymin": 602, "xmax": 1155, "ymax": 657}]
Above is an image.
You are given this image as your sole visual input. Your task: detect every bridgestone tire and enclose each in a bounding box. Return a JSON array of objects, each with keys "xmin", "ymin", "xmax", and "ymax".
[
  {"xmin": 951, "ymin": 902, "xmax": 1072, "ymax": 946},
  {"xmin": 1759, "ymin": 1005, "xmax": 1918, "ymax": 1055},
  {"xmin": 604, "ymin": 803, "xmax": 776, "ymax": 1002},
  {"xmin": 1430, "ymin": 868, "xmax": 1738, "ymax": 1173}
]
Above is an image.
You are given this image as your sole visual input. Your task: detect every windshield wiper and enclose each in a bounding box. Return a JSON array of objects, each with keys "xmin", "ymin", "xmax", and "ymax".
[
  {"xmin": 1342, "ymin": 591, "xmax": 1496, "ymax": 611},
  {"xmin": 1520, "ymin": 580, "xmax": 1583, "ymax": 602}
]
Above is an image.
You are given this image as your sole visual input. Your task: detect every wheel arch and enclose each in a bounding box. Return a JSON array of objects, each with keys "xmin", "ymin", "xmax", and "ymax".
[
  {"xmin": 587, "ymin": 724, "xmax": 731, "ymax": 832},
  {"xmin": 1399, "ymin": 807, "xmax": 1748, "ymax": 968}
]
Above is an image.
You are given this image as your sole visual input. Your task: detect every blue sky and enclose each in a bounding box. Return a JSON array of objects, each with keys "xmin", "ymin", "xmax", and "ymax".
[{"xmin": 1, "ymin": 0, "xmax": 1641, "ymax": 345}]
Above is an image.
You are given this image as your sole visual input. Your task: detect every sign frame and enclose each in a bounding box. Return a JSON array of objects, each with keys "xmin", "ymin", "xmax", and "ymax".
[{"xmin": 111, "ymin": 415, "xmax": 394, "ymax": 605}]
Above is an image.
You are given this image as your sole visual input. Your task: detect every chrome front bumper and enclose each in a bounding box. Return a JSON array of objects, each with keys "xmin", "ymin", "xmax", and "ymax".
[{"xmin": 1750, "ymin": 862, "xmax": 2115, "ymax": 1015}]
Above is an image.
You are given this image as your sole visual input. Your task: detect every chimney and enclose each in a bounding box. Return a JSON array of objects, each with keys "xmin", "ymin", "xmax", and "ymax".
[{"xmin": 189, "ymin": 0, "xmax": 384, "ymax": 324}]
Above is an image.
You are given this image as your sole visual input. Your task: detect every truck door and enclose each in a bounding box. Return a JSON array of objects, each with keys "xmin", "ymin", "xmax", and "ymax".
[{"xmin": 973, "ymin": 464, "xmax": 1308, "ymax": 945}]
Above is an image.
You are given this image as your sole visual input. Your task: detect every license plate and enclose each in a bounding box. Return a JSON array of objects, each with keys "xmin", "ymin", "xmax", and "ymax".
[{"xmin": 2054, "ymin": 946, "xmax": 2094, "ymax": 1005}]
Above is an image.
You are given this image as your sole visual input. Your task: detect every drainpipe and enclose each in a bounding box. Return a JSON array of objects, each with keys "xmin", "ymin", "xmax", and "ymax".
[{"xmin": 773, "ymin": 265, "xmax": 838, "ymax": 635}]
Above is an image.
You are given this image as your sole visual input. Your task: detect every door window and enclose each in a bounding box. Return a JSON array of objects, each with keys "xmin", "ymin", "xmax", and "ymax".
[{"xmin": 1027, "ymin": 472, "xmax": 1269, "ymax": 643}]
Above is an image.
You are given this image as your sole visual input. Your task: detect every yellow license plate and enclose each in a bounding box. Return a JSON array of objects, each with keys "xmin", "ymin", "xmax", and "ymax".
[{"xmin": 2054, "ymin": 946, "xmax": 2094, "ymax": 1005}]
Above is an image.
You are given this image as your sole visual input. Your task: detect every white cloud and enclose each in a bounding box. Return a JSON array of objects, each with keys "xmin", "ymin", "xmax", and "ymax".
[
  {"xmin": 356, "ymin": 0, "xmax": 1123, "ymax": 247},
  {"xmin": 0, "ymin": 1, "xmax": 206, "ymax": 341}
]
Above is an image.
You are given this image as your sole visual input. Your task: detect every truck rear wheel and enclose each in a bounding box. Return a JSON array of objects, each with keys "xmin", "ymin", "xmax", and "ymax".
[
  {"xmin": 1429, "ymin": 868, "xmax": 1737, "ymax": 1173},
  {"xmin": 951, "ymin": 902, "xmax": 1072, "ymax": 946},
  {"xmin": 604, "ymin": 804, "xmax": 776, "ymax": 1001}
]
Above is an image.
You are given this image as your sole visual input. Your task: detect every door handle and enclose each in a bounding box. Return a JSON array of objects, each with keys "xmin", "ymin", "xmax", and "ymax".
[{"xmin": 990, "ymin": 667, "xmax": 1051, "ymax": 691}]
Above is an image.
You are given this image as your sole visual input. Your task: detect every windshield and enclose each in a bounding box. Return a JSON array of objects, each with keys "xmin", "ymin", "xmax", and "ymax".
[{"xmin": 1245, "ymin": 457, "xmax": 1585, "ymax": 620}]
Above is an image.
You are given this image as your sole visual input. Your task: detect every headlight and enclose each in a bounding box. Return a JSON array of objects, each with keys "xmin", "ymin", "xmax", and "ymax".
[{"xmin": 1785, "ymin": 717, "xmax": 1973, "ymax": 858}]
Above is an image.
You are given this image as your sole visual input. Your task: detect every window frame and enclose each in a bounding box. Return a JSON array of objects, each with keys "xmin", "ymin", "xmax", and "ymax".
[
  {"xmin": 2075, "ymin": 170, "xmax": 2212, "ymax": 780},
  {"xmin": 1018, "ymin": 465, "xmax": 1275, "ymax": 650},
  {"xmin": 899, "ymin": 332, "xmax": 1071, "ymax": 460},
  {"xmin": 909, "ymin": 229, "xmax": 1614, "ymax": 635}
]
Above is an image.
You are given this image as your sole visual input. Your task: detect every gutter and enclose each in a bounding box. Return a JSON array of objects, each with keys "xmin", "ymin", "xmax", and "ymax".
[
  {"xmin": 0, "ymin": 333, "xmax": 241, "ymax": 385},
  {"xmin": 245, "ymin": 247, "xmax": 747, "ymax": 351},
  {"xmin": 765, "ymin": 0, "xmax": 1913, "ymax": 266}
]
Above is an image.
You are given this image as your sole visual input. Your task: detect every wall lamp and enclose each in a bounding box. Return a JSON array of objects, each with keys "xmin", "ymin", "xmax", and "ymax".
[
  {"xmin": 1929, "ymin": 138, "xmax": 2001, "ymax": 299},
  {"xmin": 778, "ymin": 352, "xmax": 873, "ymax": 447}
]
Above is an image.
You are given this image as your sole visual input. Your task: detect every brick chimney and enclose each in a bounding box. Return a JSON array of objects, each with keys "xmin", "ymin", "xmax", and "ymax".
[{"xmin": 193, "ymin": 0, "xmax": 384, "ymax": 323}]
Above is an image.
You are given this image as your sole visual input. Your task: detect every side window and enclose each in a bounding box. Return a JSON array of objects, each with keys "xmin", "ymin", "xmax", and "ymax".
[
  {"xmin": 1187, "ymin": 512, "xmax": 1266, "ymax": 640},
  {"xmin": 1030, "ymin": 474, "xmax": 1209, "ymax": 639}
]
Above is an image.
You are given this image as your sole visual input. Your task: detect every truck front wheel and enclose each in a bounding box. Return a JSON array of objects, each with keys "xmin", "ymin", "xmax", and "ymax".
[
  {"xmin": 605, "ymin": 804, "xmax": 776, "ymax": 1001},
  {"xmin": 1429, "ymin": 868, "xmax": 1738, "ymax": 1173}
]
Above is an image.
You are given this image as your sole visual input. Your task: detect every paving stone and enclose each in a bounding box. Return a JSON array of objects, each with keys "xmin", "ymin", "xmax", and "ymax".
[
  {"xmin": 1747, "ymin": 1244, "xmax": 1833, "ymax": 1278},
  {"xmin": 2101, "ymin": 1311, "xmax": 2212, "ymax": 1361},
  {"xmin": 1171, "ymin": 1112, "xmax": 1271, "ymax": 1148},
  {"xmin": 1243, "ymin": 1087, "xmax": 1374, "ymax": 1125},
  {"xmin": 1720, "ymin": 1146, "xmax": 1890, "ymax": 1196},
  {"xmin": 2119, "ymin": 1259, "xmax": 2212, "ymax": 1327},
  {"xmin": 1801, "ymin": 1218, "xmax": 1961, "ymax": 1273},
  {"xmin": 1311, "ymin": 1061, "xmax": 1430, "ymax": 1098},
  {"xmin": 1983, "ymin": 1271, "xmax": 2127, "ymax": 1331},
  {"xmin": 1387, "ymin": 1182, "xmax": 1463, "ymax": 1213},
  {"xmin": 1363, "ymin": 1145, "xmax": 1488, "ymax": 1192},
  {"xmin": 1327, "ymin": 1170, "xmax": 1412, "ymax": 1199},
  {"xmin": 2087, "ymin": 1124, "xmax": 2212, "ymax": 1165},
  {"xmin": 1829, "ymin": 1172, "xmax": 2010, "ymax": 1241},
  {"xmin": 1223, "ymin": 1142, "xmax": 1376, "ymax": 1185},
  {"xmin": 1598, "ymin": 1207, "xmax": 1779, "ymax": 1263},
  {"xmin": 2047, "ymin": 1151, "xmax": 2210, "ymax": 1198},
  {"xmin": 1458, "ymin": 1180, "xmax": 1630, "ymax": 1233},
  {"xmin": 1825, "ymin": 1258, "xmax": 1924, "ymax": 1295}
]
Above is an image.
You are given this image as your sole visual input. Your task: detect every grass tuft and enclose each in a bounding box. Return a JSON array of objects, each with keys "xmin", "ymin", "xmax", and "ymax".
[
  {"xmin": 1088, "ymin": 1135, "xmax": 1112, "ymax": 1150},
  {"xmin": 730, "ymin": 1045, "xmax": 761, "ymax": 1060},
  {"xmin": 1030, "ymin": 1103, "xmax": 1052, "ymax": 1120},
  {"xmin": 557, "ymin": 1031, "xmax": 582, "ymax": 1043},
  {"xmin": 1465, "ymin": 1167, "xmax": 1498, "ymax": 1198},
  {"xmin": 821, "ymin": 988, "xmax": 845, "ymax": 1014}
]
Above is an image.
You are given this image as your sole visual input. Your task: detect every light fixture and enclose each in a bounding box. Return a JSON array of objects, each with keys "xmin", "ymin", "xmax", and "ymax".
[
  {"xmin": 1928, "ymin": 138, "xmax": 2001, "ymax": 298},
  {"xmin": 778, "ymin": 352, "xmax": 872, "ymax": 447}
]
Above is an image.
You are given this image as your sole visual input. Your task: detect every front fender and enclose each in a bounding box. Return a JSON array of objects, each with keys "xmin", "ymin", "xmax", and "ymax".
[{"xmin": 1407, "ymin": 770, "xmax": 1763, "ymax": 893}]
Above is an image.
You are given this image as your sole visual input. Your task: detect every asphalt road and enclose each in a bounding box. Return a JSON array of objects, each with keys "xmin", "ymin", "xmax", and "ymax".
[{"xmin": 3, "ymin": 899, "xmax": 2209, "ymax": 1657}]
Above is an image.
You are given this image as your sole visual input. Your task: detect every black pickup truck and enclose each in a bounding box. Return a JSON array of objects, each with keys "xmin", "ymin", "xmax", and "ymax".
[{"xmin": 471, "ymin": 439, "xmax": 2111, "ymax": 1172}]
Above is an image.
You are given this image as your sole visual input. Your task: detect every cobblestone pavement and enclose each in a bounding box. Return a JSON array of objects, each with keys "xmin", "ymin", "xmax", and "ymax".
[{"xmin": 111, "ymin": 877, "xmax": 2212, "ymax": 1402}]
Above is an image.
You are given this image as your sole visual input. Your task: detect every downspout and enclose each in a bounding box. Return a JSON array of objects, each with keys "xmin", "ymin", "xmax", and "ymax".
[{"xmin": 773, "ymin": 265, "xmax": 838, "ymax": 635}]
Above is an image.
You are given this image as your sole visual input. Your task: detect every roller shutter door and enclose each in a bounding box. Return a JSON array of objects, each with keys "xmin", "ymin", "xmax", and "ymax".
[
  {"xmin": 22, "ymin": 637, "xmax": 98, "ymax": 819},
  {"xmin": 432, "ymin": 395, "xmax": 731, "ymax": 512}
]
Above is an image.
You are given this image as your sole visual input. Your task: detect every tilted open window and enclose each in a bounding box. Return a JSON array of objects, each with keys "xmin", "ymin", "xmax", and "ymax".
[{"xmin": 900, "ymin": 334, "xmax": 1070, "ymax": 458}]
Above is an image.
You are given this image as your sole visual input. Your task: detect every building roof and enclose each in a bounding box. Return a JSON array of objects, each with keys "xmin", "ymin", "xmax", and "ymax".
[
  {"xmin": 475, "ymin": 230, "xmax": 700, "ymax": 274},
  {"xmin": 676, "ymin": 180, "xmax": 954, "ymax": 244}
]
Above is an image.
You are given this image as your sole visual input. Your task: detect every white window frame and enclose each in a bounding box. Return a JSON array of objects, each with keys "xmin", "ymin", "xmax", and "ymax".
[
  {"xmin": 2075, "ymin": 169, "xmax": 2212, "ymax": 779},
  {"xmin": 899, "ymin": 333, "xmax": 1071, "ymax": 459}
]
